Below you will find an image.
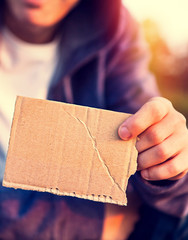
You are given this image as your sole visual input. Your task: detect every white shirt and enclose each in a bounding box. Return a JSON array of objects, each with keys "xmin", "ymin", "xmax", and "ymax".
[{"xmin": 0, "ymin": 28, "xmax": 59, "ymax": 179}]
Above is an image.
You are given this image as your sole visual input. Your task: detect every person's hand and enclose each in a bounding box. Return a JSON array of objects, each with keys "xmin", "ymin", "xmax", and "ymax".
[{"xmin": 118, "ymin": 97, "xmax": 188, "ymax": 181}]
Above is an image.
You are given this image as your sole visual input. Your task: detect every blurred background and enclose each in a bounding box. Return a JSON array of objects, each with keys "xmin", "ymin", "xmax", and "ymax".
[{"xmin": 123, "ymin": 0, "xmax": 188, "ymax": 122}]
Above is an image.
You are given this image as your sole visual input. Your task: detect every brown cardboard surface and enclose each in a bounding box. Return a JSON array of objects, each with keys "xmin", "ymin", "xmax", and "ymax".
[{"xmin": 3, "ymin": 96, "xmax": 138, "ymax": 205}]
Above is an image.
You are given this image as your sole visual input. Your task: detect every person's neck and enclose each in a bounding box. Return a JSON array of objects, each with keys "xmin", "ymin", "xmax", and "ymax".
[{"xmin": 4, "ymin": 12, "xmax": 59, "ymax": 44}]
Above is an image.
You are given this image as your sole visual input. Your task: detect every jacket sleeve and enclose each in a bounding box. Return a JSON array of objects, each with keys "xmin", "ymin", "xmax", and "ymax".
[
  {"xmin": 104, "ymin": 7, "xmax": 159, "ymax": 113},
  {"xmin": 104, "ymin": 6, "xmax": 188, "ymax": 218}
]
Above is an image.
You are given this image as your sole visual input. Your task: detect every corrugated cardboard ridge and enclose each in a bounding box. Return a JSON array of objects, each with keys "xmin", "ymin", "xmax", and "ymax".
[{"xmin": 3, "ymin": 96, "xmax": 138, "ymax": 206}]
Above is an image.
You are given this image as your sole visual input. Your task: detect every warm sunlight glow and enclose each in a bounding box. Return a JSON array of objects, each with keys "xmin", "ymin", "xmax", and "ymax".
[{"xmin": 123, "ymin": 0, "xmax": 188, "ymax": 53}]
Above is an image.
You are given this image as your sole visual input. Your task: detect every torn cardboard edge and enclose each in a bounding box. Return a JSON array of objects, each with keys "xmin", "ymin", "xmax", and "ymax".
[
  {"xmin": 3, "ymin": 96, "xmax": 138, "ymax": 206},
  {"xmin": 3, "ymin": 180, "xmax": 130, "ymax": 206}
]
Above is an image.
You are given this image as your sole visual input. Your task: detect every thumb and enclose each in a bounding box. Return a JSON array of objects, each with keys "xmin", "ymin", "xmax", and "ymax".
[
  {"xmin": 118, "ymin": 98, "xmax": 169, "ymax": 141},
  {"xmin": 118, "ymin": 116, "xmax": 133, "ymax": 141}
]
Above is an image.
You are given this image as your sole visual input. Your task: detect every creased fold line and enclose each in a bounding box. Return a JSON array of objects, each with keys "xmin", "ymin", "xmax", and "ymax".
[{"xmin": 63, "ymin": 109, "xmax": 125, "ymax": 195}]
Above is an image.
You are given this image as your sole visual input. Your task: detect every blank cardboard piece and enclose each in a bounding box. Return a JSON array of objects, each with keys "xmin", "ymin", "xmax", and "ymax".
[{"xmin": 3, "ymin": 96, "xmax": 137, "ymax": 205}]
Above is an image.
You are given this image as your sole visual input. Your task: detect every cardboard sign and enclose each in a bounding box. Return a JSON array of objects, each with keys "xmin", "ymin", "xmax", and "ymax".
[{"xmin": 3, "ymin": 96, "xmax": 137, "ymax": 205}]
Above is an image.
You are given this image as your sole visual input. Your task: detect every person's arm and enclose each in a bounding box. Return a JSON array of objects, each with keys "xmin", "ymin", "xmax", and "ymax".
[
  {"xmin": 119, "ymin": 97, "xmax": 188, "ymax": 217},
  {"xmin": 105, "ymin": 7, "xmax": 188, "ymax": 217},
  {"xmin": 105, "ymin": 7, "xmax": 159, "ymax": 113}
]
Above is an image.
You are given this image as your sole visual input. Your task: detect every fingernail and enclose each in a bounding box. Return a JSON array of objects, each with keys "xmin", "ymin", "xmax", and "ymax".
[
  {"xmin": 141, "ymin": 170, "xmax": 149, "ymax": 180},
  {"xmin": 119, "ymin": 126, "xmax": 132, "ymax": 140}
]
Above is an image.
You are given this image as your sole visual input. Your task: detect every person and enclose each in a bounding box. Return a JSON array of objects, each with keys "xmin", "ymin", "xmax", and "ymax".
[{"xmin": 0, "ymin": 0, "xmax": 187, "ymax": 239}]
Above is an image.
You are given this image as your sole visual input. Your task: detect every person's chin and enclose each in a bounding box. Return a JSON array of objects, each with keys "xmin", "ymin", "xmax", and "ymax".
[{"xmin": 22, "ymin": 12, "xmax": 51, "ymax": 28}]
